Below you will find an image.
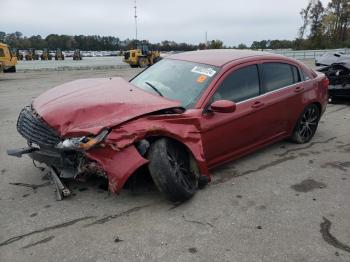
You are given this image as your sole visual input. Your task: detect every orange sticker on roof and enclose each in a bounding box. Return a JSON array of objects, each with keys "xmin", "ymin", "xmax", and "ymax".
[{"xmin": 196, "ymin": 75, "xmax": 207, "ymax": 83}]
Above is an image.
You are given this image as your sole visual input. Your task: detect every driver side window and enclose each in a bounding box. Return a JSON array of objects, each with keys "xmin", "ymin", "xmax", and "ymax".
[{"xmin": 213, "ymin": 65, "xmax": 260, "ymax": 103}]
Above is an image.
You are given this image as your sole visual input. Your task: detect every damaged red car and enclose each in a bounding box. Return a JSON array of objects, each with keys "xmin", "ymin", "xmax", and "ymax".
[{"xmin": 8, "ymin": 50, "xmax": 329, "ymax": 202}]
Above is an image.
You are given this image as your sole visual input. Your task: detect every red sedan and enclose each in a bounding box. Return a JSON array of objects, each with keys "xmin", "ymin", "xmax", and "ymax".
[{"xmin": 8, "ymin": 50, "xmax": 329, "ymax": 202}]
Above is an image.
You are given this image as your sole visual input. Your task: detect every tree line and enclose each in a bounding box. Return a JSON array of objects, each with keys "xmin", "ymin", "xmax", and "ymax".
[
  {"xmin": 0, "ymin": 32, "xmax": 228, "ymax": 51},
  {"xmin": 1, "ymin": 0, "xmax": 349, "ymax": 51}
]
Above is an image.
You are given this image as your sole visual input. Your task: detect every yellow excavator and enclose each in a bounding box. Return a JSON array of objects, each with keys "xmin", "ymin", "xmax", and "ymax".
[
  {"xmin": 123, "ymin": 43, "xmax": 161, "ymax": 68},
  {"xmin": 15, "ymin": 49, "xmax": 24, "ymax": 60},
  {"xmin": 41, "ymin": 49, "xmax": 52, "ymax": 60},
  {"xmin": 25, "ymin": 49, "xmax": 39, "ymax": 60},
  {"xmin": 73, "ymin": 49, "xmax": 82, "ymax": 60},
  {"xmin": 0, "ymin": 43, "xmax": 17, "ymax": 73},
  {"xmin": 55, "ymin": 49, "xmax": 65, "ymax": 60}
]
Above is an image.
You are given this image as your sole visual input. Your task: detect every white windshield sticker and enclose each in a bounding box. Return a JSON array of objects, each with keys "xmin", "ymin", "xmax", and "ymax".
[{"xmin": 191, "ymin": 66, "xmax": 216, "ymax": 77}]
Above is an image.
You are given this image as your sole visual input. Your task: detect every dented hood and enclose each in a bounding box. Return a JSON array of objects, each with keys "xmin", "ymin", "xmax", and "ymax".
[{"xmin": 33, "ymin": 77, "xmax": 180, "ymax": 136}]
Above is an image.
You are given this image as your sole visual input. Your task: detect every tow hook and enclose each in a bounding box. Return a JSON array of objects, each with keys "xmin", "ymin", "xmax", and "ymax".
[{"xmin": 49, "ymin": 167, "xmax": 71, "ymax": 201}]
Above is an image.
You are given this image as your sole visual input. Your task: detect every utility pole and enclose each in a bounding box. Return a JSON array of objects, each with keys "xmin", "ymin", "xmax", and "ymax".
[
  {"xmin": 134, "ymin": 0, "xmax": 138, "ymax": 40},
  {"xmin": 205, "ymin": 31, "xmax": 208, "ymax": 46}
]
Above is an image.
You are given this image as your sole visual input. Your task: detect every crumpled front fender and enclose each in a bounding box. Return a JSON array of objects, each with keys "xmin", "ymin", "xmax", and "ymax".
[{"xmin": 86, "ymin": 145, "xmax": 148, "ymax": 193}]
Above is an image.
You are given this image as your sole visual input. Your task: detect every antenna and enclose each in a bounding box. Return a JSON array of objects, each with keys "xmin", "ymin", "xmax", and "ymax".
[{"xmin": 134, "ymin": 0, "xmax": 138, "ymax": 40}]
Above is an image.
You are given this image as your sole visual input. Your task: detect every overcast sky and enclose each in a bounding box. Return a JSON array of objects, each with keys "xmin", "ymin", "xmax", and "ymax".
[{"xmin": 1, "ymin": 0, "xmax": 330, "ymax": 46}]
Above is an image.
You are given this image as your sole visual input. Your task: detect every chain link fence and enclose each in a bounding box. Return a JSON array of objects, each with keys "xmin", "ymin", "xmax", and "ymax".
[{"xmin": 267, "ymin": 48, "xmax": 350, "ymax": 60}]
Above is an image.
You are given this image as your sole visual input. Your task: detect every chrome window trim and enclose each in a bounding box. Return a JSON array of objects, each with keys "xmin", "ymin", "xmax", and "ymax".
[
  {"xmin": 236, "ymin": 82, "xmax": 302, "ymax": 105},
  {"xmin": 206, "ymin": 62, "xmax": 307, "ymax": 107}
]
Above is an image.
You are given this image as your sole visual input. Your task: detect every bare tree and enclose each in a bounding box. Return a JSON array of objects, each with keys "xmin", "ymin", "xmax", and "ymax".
[{"xmin": 298, "ymin": 0, "xmax": 314, "ymax": 39}]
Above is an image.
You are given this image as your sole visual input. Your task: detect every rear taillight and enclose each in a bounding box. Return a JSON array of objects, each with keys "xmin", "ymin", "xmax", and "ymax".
[{"xmin": 321, "ymin": 78, "xmax": 329, "ymax": 89}]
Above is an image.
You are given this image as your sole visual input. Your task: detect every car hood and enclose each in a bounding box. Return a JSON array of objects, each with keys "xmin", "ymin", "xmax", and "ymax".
[{"xmin": 33, "ymin": 77, "xmax": 181, "ymax": 136}]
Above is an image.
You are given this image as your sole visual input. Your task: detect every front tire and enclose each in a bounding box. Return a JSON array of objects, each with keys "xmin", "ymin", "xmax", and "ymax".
[
  {"xmin": 148, "ymin": 138, "xmax": 197, "ymax": 202},
  {"xmin": 291, "ymin": 104, "xmax": 320, "ymax": 144},
  {"xmin": 4, "ymin": 66, "xmax": 16, "ymax": 73},
  {"xmin": 138, "ymin": 57, "xmax": 148, "ymax": 68}
]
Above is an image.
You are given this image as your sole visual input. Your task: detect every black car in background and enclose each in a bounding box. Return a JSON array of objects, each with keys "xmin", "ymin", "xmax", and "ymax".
[{"xmin": 316, "ymin": 53, "xmax": 350, "ymax": 100}]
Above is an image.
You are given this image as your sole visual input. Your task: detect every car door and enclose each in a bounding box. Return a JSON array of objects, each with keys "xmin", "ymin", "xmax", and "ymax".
[
  {"xmin": 259, "ymin": 62, "xmax": 304, "ymax": 134},
  {"xmin": 200, "ymin": 63, "xmax": 278, "ymax": 167}
]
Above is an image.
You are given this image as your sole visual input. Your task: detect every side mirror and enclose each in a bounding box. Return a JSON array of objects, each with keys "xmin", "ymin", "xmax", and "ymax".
[{"xmin": 210, "ymin": 100, "xmax": 236, "ymax": 113}]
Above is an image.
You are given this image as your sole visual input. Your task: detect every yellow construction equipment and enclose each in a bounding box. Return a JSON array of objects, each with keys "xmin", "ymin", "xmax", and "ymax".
[
  {"xmin": 15, "ymin": 49, "xmax": 23, "ymax": 60},
  {"xmin": 41, "ymin": 49, "xmax": 52, "ymax": 60},
  {"xmin": 123, "ymin": 43, "xmax": 161, "ymax": 68},
  {"xmin": 73, "ymin": 49, "xmax": 82, "ymax": 60},
  {"xmin": 25, "ymin": 49, "xmax": 39, "ymax": 60},
  {"xmin": 55, "ymin": 49, "xmax": 65, "ymax": 60},
  {"xmin": 0, "ymin": 43, "xmax": 17, "ymax": 73}
]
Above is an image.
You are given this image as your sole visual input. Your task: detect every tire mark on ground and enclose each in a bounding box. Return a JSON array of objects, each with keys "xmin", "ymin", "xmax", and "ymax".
[
  {"xmin": 0, "ymin": 216, "xmax": 95, "ymax": 247},
  {"xmin": 84, "ymin": 203, "xmax": 155, "ymax": 227},
  {"xmin": 277, "ymin": 137, "xmax": 337, "ymax": 157},
  {"xmin": 22, "ymin": 236, "xmax": 55, "ymax": 249},
  {"xmin": 0, "ymin": 203, "xmax": 156, "ymax": 248},
  {"xmin": 212, "ymin": 156, "xmax": 297, "ymax": 185},
  {"xmin": 321, "ymin": 161, "xmax": 350, "ymax": 172},
  {"xmin": 184, "ymin": 219, "xmax": 214, "ymax": 228},
  {"xmin": 325, "ymin": 106, "xmax": 349, "ymax": 115},
  {"xmin": 320, "ymin": 217, "xmax": 350, "ymax": 253},
  {"xmin": 9, "ymin": 182, "xmax": 50, "ymax": 190}
]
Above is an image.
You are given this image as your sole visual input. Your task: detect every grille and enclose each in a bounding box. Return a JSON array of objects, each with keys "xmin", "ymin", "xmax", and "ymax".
[{"xmin": 17, "ymin": 106, "xmax": 61, "ymax": 147}]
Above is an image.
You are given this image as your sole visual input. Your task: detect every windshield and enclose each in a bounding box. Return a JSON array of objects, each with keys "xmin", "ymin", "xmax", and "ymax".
[{"xmin": 131, "ymin": 59, "xmax": 220, "ymax": 108}]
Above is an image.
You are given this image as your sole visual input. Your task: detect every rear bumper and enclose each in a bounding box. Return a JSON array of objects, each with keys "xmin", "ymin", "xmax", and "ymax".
[{"xmin": 329, "ymin": 85, "xmax": 350, "ymax": 98}]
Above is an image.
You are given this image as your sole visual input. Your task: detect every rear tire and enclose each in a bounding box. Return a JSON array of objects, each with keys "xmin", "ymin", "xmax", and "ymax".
[
  {"xmin": 291, "ymin": 104, "xmax": 320, "ymax": 144},
  {"xmin": 4, "ymin": 66, "xmax": 16, "ymax": 73},
  {"xmin": 148, "ymin": 138, "xmax": 197, "ymax": 202}
]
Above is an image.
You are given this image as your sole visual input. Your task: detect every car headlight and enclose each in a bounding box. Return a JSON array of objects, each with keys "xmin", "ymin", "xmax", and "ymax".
[{"xmin": 56, "ymin": 130, "xmax": 109, "ymax": 150}]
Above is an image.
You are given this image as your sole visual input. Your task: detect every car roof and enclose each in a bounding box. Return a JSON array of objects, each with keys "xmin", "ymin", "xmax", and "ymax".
[{"xmin": 166, "ymin": 49, "xmax": 285, "ymax": 67}]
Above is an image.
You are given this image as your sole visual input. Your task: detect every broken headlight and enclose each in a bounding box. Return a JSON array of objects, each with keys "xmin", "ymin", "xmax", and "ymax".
[{"xmin": 56, "ymin": 130, "xmax": 109, "ymax": 151}]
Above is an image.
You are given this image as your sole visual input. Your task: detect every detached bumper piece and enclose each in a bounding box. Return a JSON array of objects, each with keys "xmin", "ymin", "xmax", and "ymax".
[
  {"xmin": 7, "ymin": 147, "xmax": 73, "ymax": 200},
  {"xmin": 49, "ymin": 167, "xmax": 71, "ymax": 201},
  {"xmin": 7, "ymin": 147, "xmax": 38, "ymax": 158}
]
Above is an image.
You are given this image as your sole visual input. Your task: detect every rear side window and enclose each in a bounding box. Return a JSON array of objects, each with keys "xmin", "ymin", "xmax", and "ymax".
[
  {"xmin": 213, "ymin": 65, "xmax": 260, "ymax": 103},
  {"xmin": 0, "ymin": 48, "xmax": 4, "ymax": 57},
  {"xmin": 262, "ymin": 63, "xmax": 300, "ymax": 92}
]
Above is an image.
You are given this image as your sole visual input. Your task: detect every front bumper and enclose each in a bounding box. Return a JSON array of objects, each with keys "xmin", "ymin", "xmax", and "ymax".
[
  {"xmin": 10, "ymin": 106, "xmax": 149, "ymax": 195},
  {"xmin": 8, "ymin": 143, "xmax": 149, "ymax": 194},
  {"xmin": 7, "ymin": 146, "xmax": 88, "ymax": 179}
]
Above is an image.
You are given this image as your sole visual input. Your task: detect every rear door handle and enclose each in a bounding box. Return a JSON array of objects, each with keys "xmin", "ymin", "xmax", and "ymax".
[
  {"xmin": 294, "ymin": 86, "xmax": 304, "ymax": 93},
  {"xmin": 251, "ymin": 101, "xmax": 265, "ymax": 109}
]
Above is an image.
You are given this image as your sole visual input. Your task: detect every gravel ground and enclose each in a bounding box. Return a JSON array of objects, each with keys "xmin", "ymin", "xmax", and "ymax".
[{"xmin": 0, "ymin": 64, "xmax": 349, "ymax": 262}]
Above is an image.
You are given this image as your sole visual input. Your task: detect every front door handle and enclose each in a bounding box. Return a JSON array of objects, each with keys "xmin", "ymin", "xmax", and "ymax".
[
  {"xmin": 294, "ymin": 86, "xmax": 304, "ymax": 93},
  {"xmin": 251, "ymin": 101, "xmax": 265, "ymax": 109}
]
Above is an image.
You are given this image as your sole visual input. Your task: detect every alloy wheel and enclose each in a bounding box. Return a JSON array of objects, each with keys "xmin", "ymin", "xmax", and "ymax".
[
  {"xmin": 166, "ymin": 146, "xmax": 195, "ymax": 191},
  {"xmin": 298, "ymin": 106, "xmax": 319, "ymax": 141}
]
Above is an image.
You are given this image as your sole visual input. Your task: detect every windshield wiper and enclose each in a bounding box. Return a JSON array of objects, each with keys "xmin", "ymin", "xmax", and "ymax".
[{"xmin": 145, "ymin": 81, "xmax": 163, "ymax": 97}]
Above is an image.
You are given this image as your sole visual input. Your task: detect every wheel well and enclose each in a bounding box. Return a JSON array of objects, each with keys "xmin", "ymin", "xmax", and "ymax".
[
  {"xmin": 145, "ymin": 136, "xmax": 191, "ymax": 156},
  {"xmin": 145, "ymin": 136, "xmax": 200, "ymax": 176},
  {"xmin": 311, "ymin": 102, "xmax": 322, "ymax": 113},
  {"xmin": 125, "ymin": 136, "xmax": 200, "ymax": 191}
]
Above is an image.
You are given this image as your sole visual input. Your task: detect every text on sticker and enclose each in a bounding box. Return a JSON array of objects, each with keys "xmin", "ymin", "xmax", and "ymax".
[{"xmin": 191, "ymin": 66, "xmax": 216, "ymax": 77}]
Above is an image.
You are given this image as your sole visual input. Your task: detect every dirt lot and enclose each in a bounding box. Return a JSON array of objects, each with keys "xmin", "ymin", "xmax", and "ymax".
[{"xmin": 0, "ymin": 67, "xmax": 349, "ymax": 262}]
